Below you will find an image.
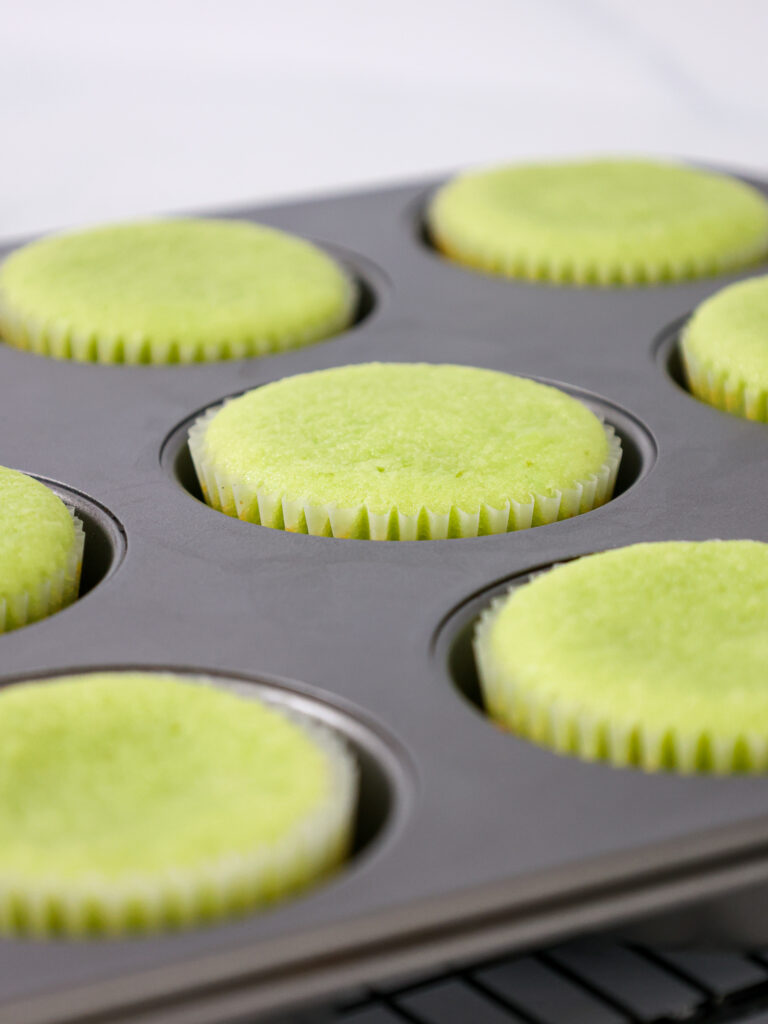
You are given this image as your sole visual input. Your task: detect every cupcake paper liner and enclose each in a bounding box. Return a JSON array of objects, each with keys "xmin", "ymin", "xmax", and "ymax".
[
  {"xmin": 0, "ymin": 282, "xmax": 357, "ymax": 365},
  {"xmin": 474, "ymin": 593, "xmax": 768, "ymax": 774},
  {"xmin": 0, "ymin": 678, "xmax": 357, "ymax": 936},
  {"xmin": 433, "ymin": 236, "xmax": 767, "ymax": 288},
  {"xmin": 0, "ymin": 508, "xmax": 84, "ymax": 633},
  {"xmin": 681, "ymin": 341, "xmax": 768, "ymax": 422},
  {"xmin": 188, "ymin": 407, "xmax": 622, "ymax": 540}
]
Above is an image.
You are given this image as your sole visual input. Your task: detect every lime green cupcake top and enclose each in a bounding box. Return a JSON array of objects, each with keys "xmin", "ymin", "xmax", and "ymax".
[
  {"xmin": 203, "ymin": 363, "xmax": 609, "ymax": 512},
  {"xmin": 475, "ymin": 541, "xmax": 768, "ymax": 772},
  {"xmin": 190, "ymin": 363, "xmax": 619, "ymax": 539},
  {"xmin": 0, "ymin": 466, "xmax": 78, "ymax": 605},
  {"xmin": 0, "ymin": 672, "xmax": 356, "ymax": 934},
  {"xmin": 428, "ymin": 159, "xmax": 768, "ymax": 285},
  {"xmin": 682, "ymin": 274, "xmax": 768, "ymax": 418},
  {"xmin": 0, "ymin": 219, "xmax": 356, "ymax": 364}
]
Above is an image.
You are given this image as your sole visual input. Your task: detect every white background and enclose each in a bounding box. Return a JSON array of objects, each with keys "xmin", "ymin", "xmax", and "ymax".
[{"xmin": 2, "ymin": 0, "xmax": 768, "ymax": 240}]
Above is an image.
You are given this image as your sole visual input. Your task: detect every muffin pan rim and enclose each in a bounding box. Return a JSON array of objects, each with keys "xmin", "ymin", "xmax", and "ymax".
[{"xmin": 41, "ymin": 475, "xmax": 127, "ymax": 572}]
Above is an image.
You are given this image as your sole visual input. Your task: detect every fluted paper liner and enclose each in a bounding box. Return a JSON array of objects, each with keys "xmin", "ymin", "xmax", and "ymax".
[
  {"xmin": 432, "ymin": 235, "xmax": 768, "ymax": 287},
  {"xmin": 474, "ymin": 591, "xmax": 768, "ymax": 774},
  {"xmin": 0, "ymin": 277, "xmax": 358, "ymax": 364},
  {"xmin": 188, "ymin": 406, "xmax": 622, "ymax": 540},
  {"xmin": 681, "ymin": 337, "xmax": 768, "ymax": 422},
  {"xmin": 0, "ymin": 508, "xmax": 85, "ymax": 633},
  {"xmin": 0, "ymin": 676, "xmax": 357, "ymax": 936}
]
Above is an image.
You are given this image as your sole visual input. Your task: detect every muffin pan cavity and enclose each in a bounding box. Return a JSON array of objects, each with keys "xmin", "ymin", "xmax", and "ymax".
[
  {"xmin": 161, "ymin": 406, "xmax": 216, "ymax": 505},
  {"xmin": 564, "ymin": 390, "xmax": 655, "ymax": 501},
  {"xmin": 32, "ymin": 477, "xmax": 124, "ymax": 599},
  {"xmin": 655, "ymin": 315, "xmax": 691, "ymax": 399},
  {"xmin": 654, "ymin": 313, "xmax": 768, "ymax": 421},
  {"xmin": 321, "ymin": 245, "xmax": 383, "ymax": 330},
  {"xmin": 214, "ymin": 673, "xmax": 413, "ymax": 863},
  {"xmin": 438, "ymin": 566, "xmax": 545, "ymax": 716}
]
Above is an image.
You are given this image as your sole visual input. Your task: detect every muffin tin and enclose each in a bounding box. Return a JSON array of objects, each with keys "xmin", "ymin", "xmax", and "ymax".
[{"xmin": 3, "ymin": 169, "xmax": 768, "ymax": 1023}]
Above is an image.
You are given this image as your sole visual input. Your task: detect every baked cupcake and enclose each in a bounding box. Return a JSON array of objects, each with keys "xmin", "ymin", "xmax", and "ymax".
[
  {"xmin": 681, "ymin": 274, "xmax": 768, "ymax": 420},
  {"xmin": 475, "ymin": 540, "xmax": 768, "ymax": 773},
  {"xmin": 0, "ymin": 466, "xmax": 84, "ymax": 632},
  {"xmin": 0, "ymin": 671, "xmax": 357, "ymax": 935},
  {"xmin": 188, "ymin": 363, "xmax": 622, "ymax": 540},
  {"xmin": 428, "ymin": 159, "xmax": 768, "ymax": 286},
  {"xmin": 0, "ymin": 219, "xmax": 357, "ymax": 364}
]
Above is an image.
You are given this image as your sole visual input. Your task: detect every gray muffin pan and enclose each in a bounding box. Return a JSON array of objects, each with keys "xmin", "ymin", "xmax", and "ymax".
[{"xmin": 2, "ymin": 170, "xmax": 768, "ymax": 1024}]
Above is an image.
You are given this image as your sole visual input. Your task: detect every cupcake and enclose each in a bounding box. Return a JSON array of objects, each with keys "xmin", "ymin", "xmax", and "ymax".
[
  {"xmin": 681, "ymin": 274, "xmax": 768, "ymax": 420},
  {"xmin": 188, "ymin": 363, "xmax": 622, "ymax": 540},
  {"xmin": 0, "ymin": 466, "xmax": 84, "ymax": 633},
  {"xmin": 0, "ymin": 671, "xmax": 357, "ymax": 935},
  {"xmin": 427, "ymin": 159, "xmax": 768, "ymax": 286},
  {"xmin": 474, "ymin": 540, "xmax": 768, "ymax": 773},
  {"xmin": 0, "ymin": 219, "xmax": 357, "ymax": 364}
]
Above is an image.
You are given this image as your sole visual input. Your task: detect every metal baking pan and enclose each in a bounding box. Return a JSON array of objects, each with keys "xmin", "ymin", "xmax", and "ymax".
[{"xmin": 2, "ymin": 169, "xmax": 768, "ymax": 1024}]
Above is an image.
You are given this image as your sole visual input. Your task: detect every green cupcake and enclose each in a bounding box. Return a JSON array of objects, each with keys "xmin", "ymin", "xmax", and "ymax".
[
  {"xmin": 0, "ymin": 672, "xmax": 357, "ymax": 935},
  {"xmin": 428, "ymin": 159, "xmax": 768, "ymax": 286},
  {"xmin": 0, "ymin": 219, "xmax": 357, "ymax": 364},
  {"xmin": 681, "ymin": 274, "xmax": 768, "ymax": 420},
  {"xmin": 189, "ymin": 363, "xmax": 621, "ymax": 540},
  {"xmin": 475, "ymin": 541, "xmax": 768, "ymax": 773},
  {"xmin": 0, "ymin": 466, "xmax": 84, "ymax": 633}
]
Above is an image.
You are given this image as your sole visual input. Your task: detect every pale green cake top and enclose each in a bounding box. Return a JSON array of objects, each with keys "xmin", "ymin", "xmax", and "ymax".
[
  {"xmin": 484, "ymin": 541, "xmax": 768, "ymax": 739},
  {"xmin": 200, "ymin": 363, "xmax": 610, "ymax": 515},
  {"xmin": 683, "ymin": 274, "xmax": 768, "ymax": 390},
  {"xmin": 0, "ymin": 219, "xmax": 355, "ymax": 362},
  {"xmin": 0, "ymin": 466, "xmax": 76, "ymax": 602},
  {"xmin": 0, "ymin": 673, "xmax": 337, "ymax": 881},
  {"xmin": 428, "ymin": 159, "xmax": 768, "ymax": 284}
]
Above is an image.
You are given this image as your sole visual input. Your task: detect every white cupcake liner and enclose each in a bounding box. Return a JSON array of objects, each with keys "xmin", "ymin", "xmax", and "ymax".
[
  {"xmin": 188, "ymin": 406, "xmax": 622, "ymax": 540},
  {"xmin": 0, "ymin": 275, "xmax": 357, "ymax": 365},
  {"xmin": 681, "ymin": 340, "xmax": 768, "ymax": 422},
  {"xmin": 0, "ymin": 508, "xmax": 84, "ymax": 633},
  {"xmin": 0, "ymin": 673, "xmax": 358, "ymax": 936},
  {"xmin": 474, "ymin": 593, "xmax": 768, "ymax": 774},
  {"xmin": 431, "ymin": 218, "xmax": 768, "ymax": 287}
]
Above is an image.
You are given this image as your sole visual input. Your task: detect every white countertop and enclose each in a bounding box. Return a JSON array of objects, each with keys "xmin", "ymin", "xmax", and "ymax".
[{"xmin": 2, "ymin": 0, "xmax": 768, "ymax": 239}]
